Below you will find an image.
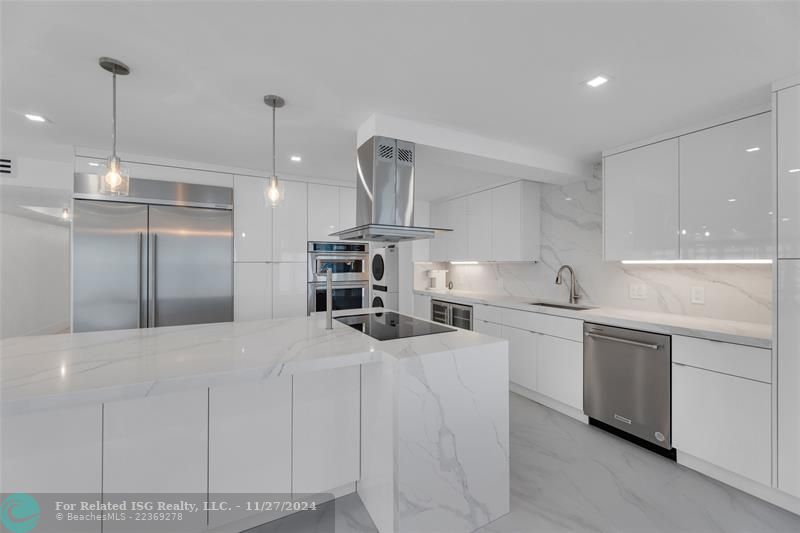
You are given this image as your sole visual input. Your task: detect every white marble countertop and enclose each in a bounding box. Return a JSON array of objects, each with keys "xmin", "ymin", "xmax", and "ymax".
[
  {"xmin": 1, "ymin": 309, "xmax": 504, "ymax": 413},
  {"xmin": 415, "ymin": 289, "xmax": 772, "ymax": 349}
]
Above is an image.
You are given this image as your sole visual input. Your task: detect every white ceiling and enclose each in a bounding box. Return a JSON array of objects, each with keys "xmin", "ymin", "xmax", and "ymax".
[{"xmin": 2, "ymin": 1, "xmax": 799, "ymax": 201}]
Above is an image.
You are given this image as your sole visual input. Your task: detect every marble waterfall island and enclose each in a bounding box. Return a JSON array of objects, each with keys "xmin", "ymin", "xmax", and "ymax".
[{"xmin": 1, "ymin": 310, "xmax": 509, "ymax": 533}]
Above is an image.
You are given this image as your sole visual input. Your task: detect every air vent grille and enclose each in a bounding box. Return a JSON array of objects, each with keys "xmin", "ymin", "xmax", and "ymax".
[
  {"xmin": 0, "ymin": 157, "xmax": 14, "ymax": 178},
  {"xmin": 377, "ymin": 143, "xmax": 394, "ymax": 160},
  {"xmin": 397, "ymin": 148, "xmax": 413, "ymax": 164}
]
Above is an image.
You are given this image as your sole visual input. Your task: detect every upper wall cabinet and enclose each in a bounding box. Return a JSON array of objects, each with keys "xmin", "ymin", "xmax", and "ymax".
[
  {"xmin": 778, "ymin": 84, "xmax": 800, "ymax": 259},
  {"xmin": 234, "ymin": 175, "xmax": 272, "ymax": 262},
  {"xmin": 603, "ymin": 139, "xmax": 679, "ymax": 261},
  {"xmin": 603, "ymin": 112, "xmax": 772, "ymax": 261},
  {"xmin": 273, "ymin": 180, "xmax": 308, "ymax": 262},
  {"xmin": 308, "ymin": 184, "xmax": 340, "ymax": 242},
  {"xmin": 339, "ymin": 187, "xmax": 357, "ymax": 232},
  {"xmin": 429, "ymin": 180, "xmax": 541, "ymax": 262},
  {"xmin": 679, "ymin": 113, "xmax": 772, "ymax": 259}
]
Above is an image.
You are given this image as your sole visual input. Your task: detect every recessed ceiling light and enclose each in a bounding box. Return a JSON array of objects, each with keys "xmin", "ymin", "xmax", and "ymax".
[
  {"xmin": 789, "ymin": 168, "xmax": 800, "ymax": 173},
  {"xmin": 586, "ymin": 75, "xmax": 609, "ymax": 88},
  {"xmin": 290, "ymin": 155, "xmax": 302, "ymax": 162},
  {"xmin": 745, "ymin": 146, "xmax": 760, "ymax": 152},
  {"xmin": 24, "ymin": 113, "xmax": 47, "ymax": 122},
  {"xmin": 88, "ymin": 162, "xmax": 100, "ymax": 167},
  {"xmin": 728, "ymin": 198, "xmax": 737, "ymax": 202}
]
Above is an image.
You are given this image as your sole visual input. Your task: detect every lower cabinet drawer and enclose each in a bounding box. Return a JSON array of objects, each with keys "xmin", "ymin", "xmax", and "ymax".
[
  {"xmin": 673, "ymin": 363, "xmax": 771, "ymax": 486},
  {"xmin": 473, "ymin": 303, "xmax": 502, "ymax": 324},
  {"xmin": 673, "ymin": 335, "xmax": 771, "ymax": 383},
  {"xmin": 500, "ymin": 307, "xmax": 582, "ymax": 341}
]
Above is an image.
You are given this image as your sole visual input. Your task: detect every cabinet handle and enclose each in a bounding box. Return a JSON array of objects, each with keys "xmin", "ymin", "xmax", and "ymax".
[{"xmin": 586, "ymin": 332, "xmax": 660, "ymax": 350}]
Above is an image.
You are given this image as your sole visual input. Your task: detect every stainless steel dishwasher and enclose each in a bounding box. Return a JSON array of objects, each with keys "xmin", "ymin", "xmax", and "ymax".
[{"xmin": 583, "ymin": 323, "xmax": 672, "ymax": 453}]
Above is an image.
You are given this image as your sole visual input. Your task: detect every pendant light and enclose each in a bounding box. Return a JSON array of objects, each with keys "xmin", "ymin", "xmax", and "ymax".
[
  {"xmin": 264, "ymin": 94, "xmax": 285, "ymax": 207},
  {"xmin": 98, "ymin": 57, "xmax": 130, "ymax": 196}
]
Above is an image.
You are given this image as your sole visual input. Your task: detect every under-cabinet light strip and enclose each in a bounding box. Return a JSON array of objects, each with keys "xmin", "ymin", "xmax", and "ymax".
[{"xmin": 620, "ymin": 259, "xmax": 772, "ymax": 265}]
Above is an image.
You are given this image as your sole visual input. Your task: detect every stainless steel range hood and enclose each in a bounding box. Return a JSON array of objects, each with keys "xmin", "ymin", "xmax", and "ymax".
[{"xmin": 331, "ymin": 136, "xmax": 451, "ymax": 242}]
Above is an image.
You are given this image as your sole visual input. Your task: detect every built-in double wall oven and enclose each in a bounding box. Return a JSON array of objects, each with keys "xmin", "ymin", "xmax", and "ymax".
[{"xmin": 307, "ymin": 242, "xmax": 370, "ymax": 315}]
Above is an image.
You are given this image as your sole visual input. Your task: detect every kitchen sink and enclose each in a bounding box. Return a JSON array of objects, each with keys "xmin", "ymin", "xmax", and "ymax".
[{"xmin": 530, "ymin": 302, "xmax": 593, "ymax": 311}]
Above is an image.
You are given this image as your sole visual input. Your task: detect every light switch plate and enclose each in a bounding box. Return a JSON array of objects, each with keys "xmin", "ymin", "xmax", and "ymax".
[
  {"xmin": 691, "ymin": 286, "xmax": 705, "ymax": 305},
  {"xmin": 629, "ymin": 283, "xmax": 647, "ymax": 300}
]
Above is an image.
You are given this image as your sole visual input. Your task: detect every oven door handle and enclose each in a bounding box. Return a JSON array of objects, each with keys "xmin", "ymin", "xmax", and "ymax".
[{"xmin": 585, "ymin": 332, "xmax": 660, "ymax": 350}]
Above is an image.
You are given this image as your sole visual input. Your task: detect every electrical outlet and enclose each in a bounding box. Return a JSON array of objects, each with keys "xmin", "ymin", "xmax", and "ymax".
[
  {"xmin": 691, "ymin": 287, "xmax": 705, "ymax": 305},
  {"xmin": 629, "ymin": 283, "xmax": 647, "ymax": 300}
]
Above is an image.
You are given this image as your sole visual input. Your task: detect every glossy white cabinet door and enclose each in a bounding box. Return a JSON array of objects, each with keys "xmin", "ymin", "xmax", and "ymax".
[
  {"xmin": 273, "ymin": 180, "xmax": 308, "ymax": 262},
  {"xmin": 536, "ymin": 335, "xmax": 583, "ymax": 410},
  {"xmin": 448, "ymin": 196, "xmax": 469, "ymax": 261},
  {"xmin": 468, "ymin": 189, "xmax": 493, "ymax": 261},
  {"xmin": 504, "ymin": 325, "xmax": 538, "ymax": 392},
  {"xmin": 235, "ymin": 262, "xmax": 272, "ymax": 321},
  {"xmin": 778, "ymin": 259, "xmax": 800, "ymax": 497},
  {"xmin": 680, "ymin": 113, "xmax": 772, "ymax": 259},
  {"xmin": 308, "ymin": 183, "xmax": 340, "ymax": 242},
  {"xmin": 413, "ymin": 293, "xmax": 431, "ymax": 320},
  {"xmin": 492, "ymin": 181, "xmax": 541, "ymax": 262},
  {"xmin": 272, "ymin": 262, "xmax": 307, "ymax": 318},
  {"xmin": 293, "ymin": 366, "xmax": 360, "ymax": 494},
  {"xmin": 103, "ymin": 389, "xmax": 208, "ymax": 493},
  {"xmin": 778, "ymin": 85, "xmax": 800, "ymax": 258},
  {"xmin": 234, "ymin": 175, "xmax": 272, "ymax": 262},
  {"xmin": 339, "ymin": 187, "xmax": 357, "ymax": 232},
  {"xmin": 603, "ymin": 139, "xmax": 680, "ymax": 260},
  {"xmin": 474, "ymin": 319, "xmax": 503, "ymax": 339},
  {"xmin": 1, "ymin": 404, "xmax": 102, "ymax": 495},
  {"xmin": 429, "ymin": 200, "xmax": 449, "ymax": 261},
  {"xmin": 673, "ymin": 363, "xmax": 771, "ymax": 486},
  {"xmin": 208, "ymin": 379, "xmax": 292, "ymax": 528}
]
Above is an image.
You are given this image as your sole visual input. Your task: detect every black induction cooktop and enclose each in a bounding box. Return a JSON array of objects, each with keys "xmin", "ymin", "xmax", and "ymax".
[{"xmin": 335, "ymin": 311, "xmax": 455, "ymax": 341}]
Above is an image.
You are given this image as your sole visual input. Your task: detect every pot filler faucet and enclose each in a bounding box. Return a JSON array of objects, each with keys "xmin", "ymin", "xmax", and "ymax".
[{"xmin": 555, "ymin": 265, "xmax": 580, "ymax": 304}]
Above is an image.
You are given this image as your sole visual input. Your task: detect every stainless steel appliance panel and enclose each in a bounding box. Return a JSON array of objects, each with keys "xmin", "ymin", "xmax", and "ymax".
[
  {"xmin": 73, "ymin": 200, "xmax": 148, "ymax": 332},
  {"xmin": 583, "ymin": 323, "xmax": 672, "ymax": 449},
  {"xmin": 450, "ymin": 303, "xmax": 473, "ymax": 331},
  {"xmin": 148, "ymin": 205, "xmax": 233, "ymax": 327},
  {"xmin": 307, "ymin": 281, "xmax": 369, "ymax": 314},
  {"xmin": 74, "ymin": 173, "xmax": 233, "ymax": 209},
  {"xmin": 431, "ymin": 300, "xmax": 450, "ymax": 325}
]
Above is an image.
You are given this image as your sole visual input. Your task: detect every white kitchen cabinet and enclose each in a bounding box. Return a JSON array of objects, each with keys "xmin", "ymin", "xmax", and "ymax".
[
  {"xmin": 339, "ymin": 186, "xmax": 357, "ymax": 232},
  {"xmin": 1, "ymin": 404, "xmax": 102, "ymax": 495},
  {"xmin": 603, "ymin": 139, "xmax": 680, "ymax": 260},
  {"xmin": 273, "ymin": 180, "xmax": 308, "ymax": 261},
  {"xmin": 413, "ymin": 293, "xmax": 431, "ymax": 320},
  {"xmin": 536, "ymin": 335, "xmax": 583, "ymax": 410},
  {"xmin": 103, "ymin": 389, "xmax": 208, "ymax": 532},
  {"xmin": 293, "ymin": 366, "xmax": 360, "ymax": 494},
  {"xmin": 474, "ymin": 319, "xmax": 503, "ymax": 338},
  {"xmin": 234, "ymin": 175, "xmax": 272, "ymax": 262},
  {"xmin": 448, "ymin": 196, "xmax": 469, "ymax": 261},
  {"xmin": 209, "ymin": 378, "xmax": 292, "ymax": 528},
  {"xmin": 679, "ymin": 113, "xmax": 772, "ymax": 259},
  {"xmin": 235, "ymin": 262, "xmax": 272, "ymax": 321},
  {"xmin": 778, "ymin": 259, "xmax": 800, "ymax": 498},
  {"xmin": 468, "ymin": 189, "xmax": 493, "ymax": 261},
  {"xmin": 429, "ymin": 199, "xmax": 449, "ymax": 261},
  {"xmin": 673, "ymin": 363, "xmax": 771, "ymax": 486},
  {"xmin": 491, "ymin": 181, "xmax": 541, "ymax": 262},
  {"xmin": 504, "ymin": 325, "xmax": 538, "ymax": 392},
  {"xmin": 273, "ymin": 262, "xmax": 307, "ymax": 318},
  {"xmin": 778, "ymin": 85, "xmax": 800, "ymax": 258},
  {"xmin": 308, "ymin": 183, "xmax": 341, "ymax": 242}
]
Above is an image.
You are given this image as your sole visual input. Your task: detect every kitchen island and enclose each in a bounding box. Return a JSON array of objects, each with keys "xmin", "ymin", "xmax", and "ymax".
[{"xmin": 1, "ymin": 309, "xmax": 509, "ymax": 533}]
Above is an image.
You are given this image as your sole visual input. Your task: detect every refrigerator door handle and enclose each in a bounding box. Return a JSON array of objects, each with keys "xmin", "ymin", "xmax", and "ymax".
[
  {"xmin": 149, "ymin": 233, "xmax": 157, "ymax": 327},
  {"xmin": 137, "ymin": 232, "xmax": 143, "ymax": 328}
]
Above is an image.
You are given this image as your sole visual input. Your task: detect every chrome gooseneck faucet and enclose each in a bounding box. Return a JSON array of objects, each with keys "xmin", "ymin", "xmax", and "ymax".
[
  {"xmin": 325, "ymin": 268, "xmax": 333, "ymax": 330},
  {"xmin": 555, "ymin": 265, "xmax": 580, "ymax": 304}
]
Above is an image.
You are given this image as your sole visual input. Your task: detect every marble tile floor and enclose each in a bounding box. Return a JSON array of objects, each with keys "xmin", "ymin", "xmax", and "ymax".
[{"xmin": 247, "ymin": 392, "xmax": 800, "ymax": 533}]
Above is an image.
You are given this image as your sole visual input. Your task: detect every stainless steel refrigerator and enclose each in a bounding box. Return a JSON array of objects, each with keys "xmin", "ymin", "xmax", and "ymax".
[{"xmin": 72, "ymin": 174, "xmax": 234, "ymax": 333}]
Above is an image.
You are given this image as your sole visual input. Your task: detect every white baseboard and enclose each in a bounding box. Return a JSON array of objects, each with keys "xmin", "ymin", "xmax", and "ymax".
[
  {"xmin": 510, "ymin": 383, "xmax": 588, "ymax": 424},
  {"xmin": 678, "ymin": 451, "xmax": 800, "ymax": 517}
]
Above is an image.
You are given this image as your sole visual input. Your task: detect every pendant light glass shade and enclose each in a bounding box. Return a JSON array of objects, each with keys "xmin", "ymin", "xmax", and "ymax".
[
  {"xmin": 98, "ymin": 57, "xmax": 130, "ymax": 196},
  {"xmin": 264, "ymin": 94, "xmax": 285, "ymax": 207}
]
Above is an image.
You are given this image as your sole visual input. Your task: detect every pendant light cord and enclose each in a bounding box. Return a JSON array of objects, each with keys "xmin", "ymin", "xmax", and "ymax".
[
  {"xmin": 111, "ymin": 68, "xmax": 117, "ymax": 159},
  {"xmin": 272, "ymin": 103, "xmax": 276, "ymax": 176}
]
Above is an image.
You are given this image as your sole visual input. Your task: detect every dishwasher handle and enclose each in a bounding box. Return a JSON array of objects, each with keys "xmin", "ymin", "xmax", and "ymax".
[{"xmin": 585, "ymin": 332, "xmax": 661, "ymax": 350}]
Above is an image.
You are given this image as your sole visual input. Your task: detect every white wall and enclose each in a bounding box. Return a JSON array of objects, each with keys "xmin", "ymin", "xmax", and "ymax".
[{"xmin": 418, "ymin": 177, "xmax": 772, "ymax": 324}]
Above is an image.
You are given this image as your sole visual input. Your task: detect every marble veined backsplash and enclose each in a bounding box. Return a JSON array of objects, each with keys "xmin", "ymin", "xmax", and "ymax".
[{"xmin": 416, "ymin": 177, "xmax": 772, "ymax": 324}]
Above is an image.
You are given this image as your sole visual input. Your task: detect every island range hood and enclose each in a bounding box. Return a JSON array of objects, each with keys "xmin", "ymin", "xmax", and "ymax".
[{"xmin": 331, "ymin": 136, "xmax": 451, "ymax": 242}]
